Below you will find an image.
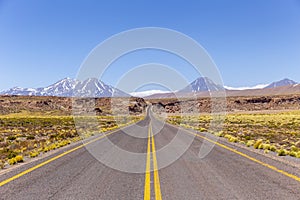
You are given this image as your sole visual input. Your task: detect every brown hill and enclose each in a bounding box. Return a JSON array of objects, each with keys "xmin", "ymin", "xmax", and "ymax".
[
  {"xmin": 0, "ymin": 95, "xmax": 147, "ymax": 115},
  {"xmin": 150, "ymin": 94, "xmax": 300, "ymax": 114},
  {"xmin": 226, "ymin": 84, "xmax": 300, "ymax": 97},
  {"xmin": 145, "ymin": 84, "xmax": 300, "ymax": 99}
]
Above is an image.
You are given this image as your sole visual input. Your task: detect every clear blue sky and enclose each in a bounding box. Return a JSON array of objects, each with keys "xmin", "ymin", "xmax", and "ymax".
[{"xmin": 0, "ymin": 0, "xmax": 300, "ymax": 91}]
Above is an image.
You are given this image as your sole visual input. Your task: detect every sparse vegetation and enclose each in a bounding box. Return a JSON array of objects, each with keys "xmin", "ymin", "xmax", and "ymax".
[
  {"xmin": 246, "ymin": 140, "xmax": 255, "ymax": 147},
  {"xmin": 0, "ymin": 112, "xmax": 144, "ymax": 169},
  {"xmin": 166, "ymin": 110, "xmax": 300, "ymax": 158},
  {"xmin": 15, "ymin": 155, "xmax": 24, "ymax": 162},
  {"xmin": 0, "ymin": 160, "xmax": 4, "ymax": 169},
  {"xmin": 7, "ymin": 135, "xmax": 16, "ymax": 141},
  {"xmin": 26, "ymin": 135, "xmax": 35, "ymax": 140},
  {"xmin": 277, "ymin": 149, "xmax": 288, "ymax": 156},
  {"xmin": 29, "ymin": 151, "xmax": 39, "ymax": 158},
  {"xmin": 8, "ymin": 158, "xmax": 17, "ymax": 165},
  {"xmin": 8, "ymin": 155, "xmax": 23, "ymax": 165},
  {"xmin": 224, "ymin": 134, "xmax": 238, "ymax": 143},
  {"xmin": 270, "ymin": 145, "xmax": 277, "ymax": 152},
  {"xmin": 253, "ymin": 139, "xmax": 263, "ymax": 149}
]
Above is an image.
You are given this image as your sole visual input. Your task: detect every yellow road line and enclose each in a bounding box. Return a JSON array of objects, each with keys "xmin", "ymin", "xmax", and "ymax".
[
  {"xmin": 144, "ymin": 124, "xmax": 151, "ymax": 200},
  {"xmin": 144, "ymin": 122, "xmax": 163, "ymax": 200},
  {"xmin": 151, "ymin": 125, "xmax": 162, "ymax": 200},
  {"xmin": 0, "ymin": 130, "xmax": 117, "ymax": 187},
  {"xmin": 184, "ymin": 129, "xmax": 300, "ymax": 183}
]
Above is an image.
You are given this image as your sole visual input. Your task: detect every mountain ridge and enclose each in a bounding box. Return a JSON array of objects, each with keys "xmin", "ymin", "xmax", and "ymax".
[
  {"xmin": 144, "ymin": 78, "xmax": 299, "ymax": 98},
  {"xmin": 0, "ymin": 78, "xmax": 129, "ymax": 97},
  {"xmin": 264, "ymin": 78, "xmax": 297, "ymax": 89},
  {"xmin": 1, "ymin": 77, "xmax": 299, "ymax": 98},
  {"xmin": 179, "ymin": 77, "xmax": 224, "ymax": 93}
]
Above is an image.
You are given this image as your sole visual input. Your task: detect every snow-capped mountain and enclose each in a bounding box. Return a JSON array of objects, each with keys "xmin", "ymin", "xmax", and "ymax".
[
  {"xmin": 73, "ymin": 78, "xmax": 126, "ymax": 97},
  {"xmin": 39, "ymin": 77, "xmax": 78, "ymax": 96},
  {"xmin": 179, "ymin": 77, "xmax": 224, "ymax": 93},
  {"xmin": 264, "ymin": 78, "xmax": 297, "ymax": 89},
  {"xmin": 0, "ymin": 78, "xmax": 129, "ymax": 97},
  {"xmin": 1, "ymin": 87, "xmax": 40, "ymax": 96}
]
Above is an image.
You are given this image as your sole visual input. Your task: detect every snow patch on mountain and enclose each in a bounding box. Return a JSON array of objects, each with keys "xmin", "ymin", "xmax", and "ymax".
[
  {"xmin": 130, "ymin": 90, "xmax": 171, "ymax": 97},
  {"xmin": 0, "ymin": 78, "xmax": 129, "ymax": 97},
  {"xmin": 224, "ymin": 84, "xmax": 268, "ymax": 90}
]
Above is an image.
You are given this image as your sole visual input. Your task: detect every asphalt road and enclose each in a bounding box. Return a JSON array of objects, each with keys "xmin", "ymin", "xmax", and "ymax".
[{"xmin": 0, "ymin": 110, "xmax": 300, "ymax": 200}]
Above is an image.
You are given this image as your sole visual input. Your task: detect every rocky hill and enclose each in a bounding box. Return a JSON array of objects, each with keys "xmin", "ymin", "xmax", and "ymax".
[
  {"xmin": 0, "ymin": 96, "xmax": 147, "ymax": 115},
  {"xmin": 150, "ymin": 94, "xmax": 300, "ymax": 114}
]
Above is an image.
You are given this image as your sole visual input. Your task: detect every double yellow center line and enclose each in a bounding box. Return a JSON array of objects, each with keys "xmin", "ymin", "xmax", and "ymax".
[{"xmin": 144, "ymin": 122, "xmax": 162, "ymax": 200}]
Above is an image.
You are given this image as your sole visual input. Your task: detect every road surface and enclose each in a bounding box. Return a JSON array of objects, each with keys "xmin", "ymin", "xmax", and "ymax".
[{"xmin": 0, "ymin": 110, "xmax": 299, "ymax": 199}]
